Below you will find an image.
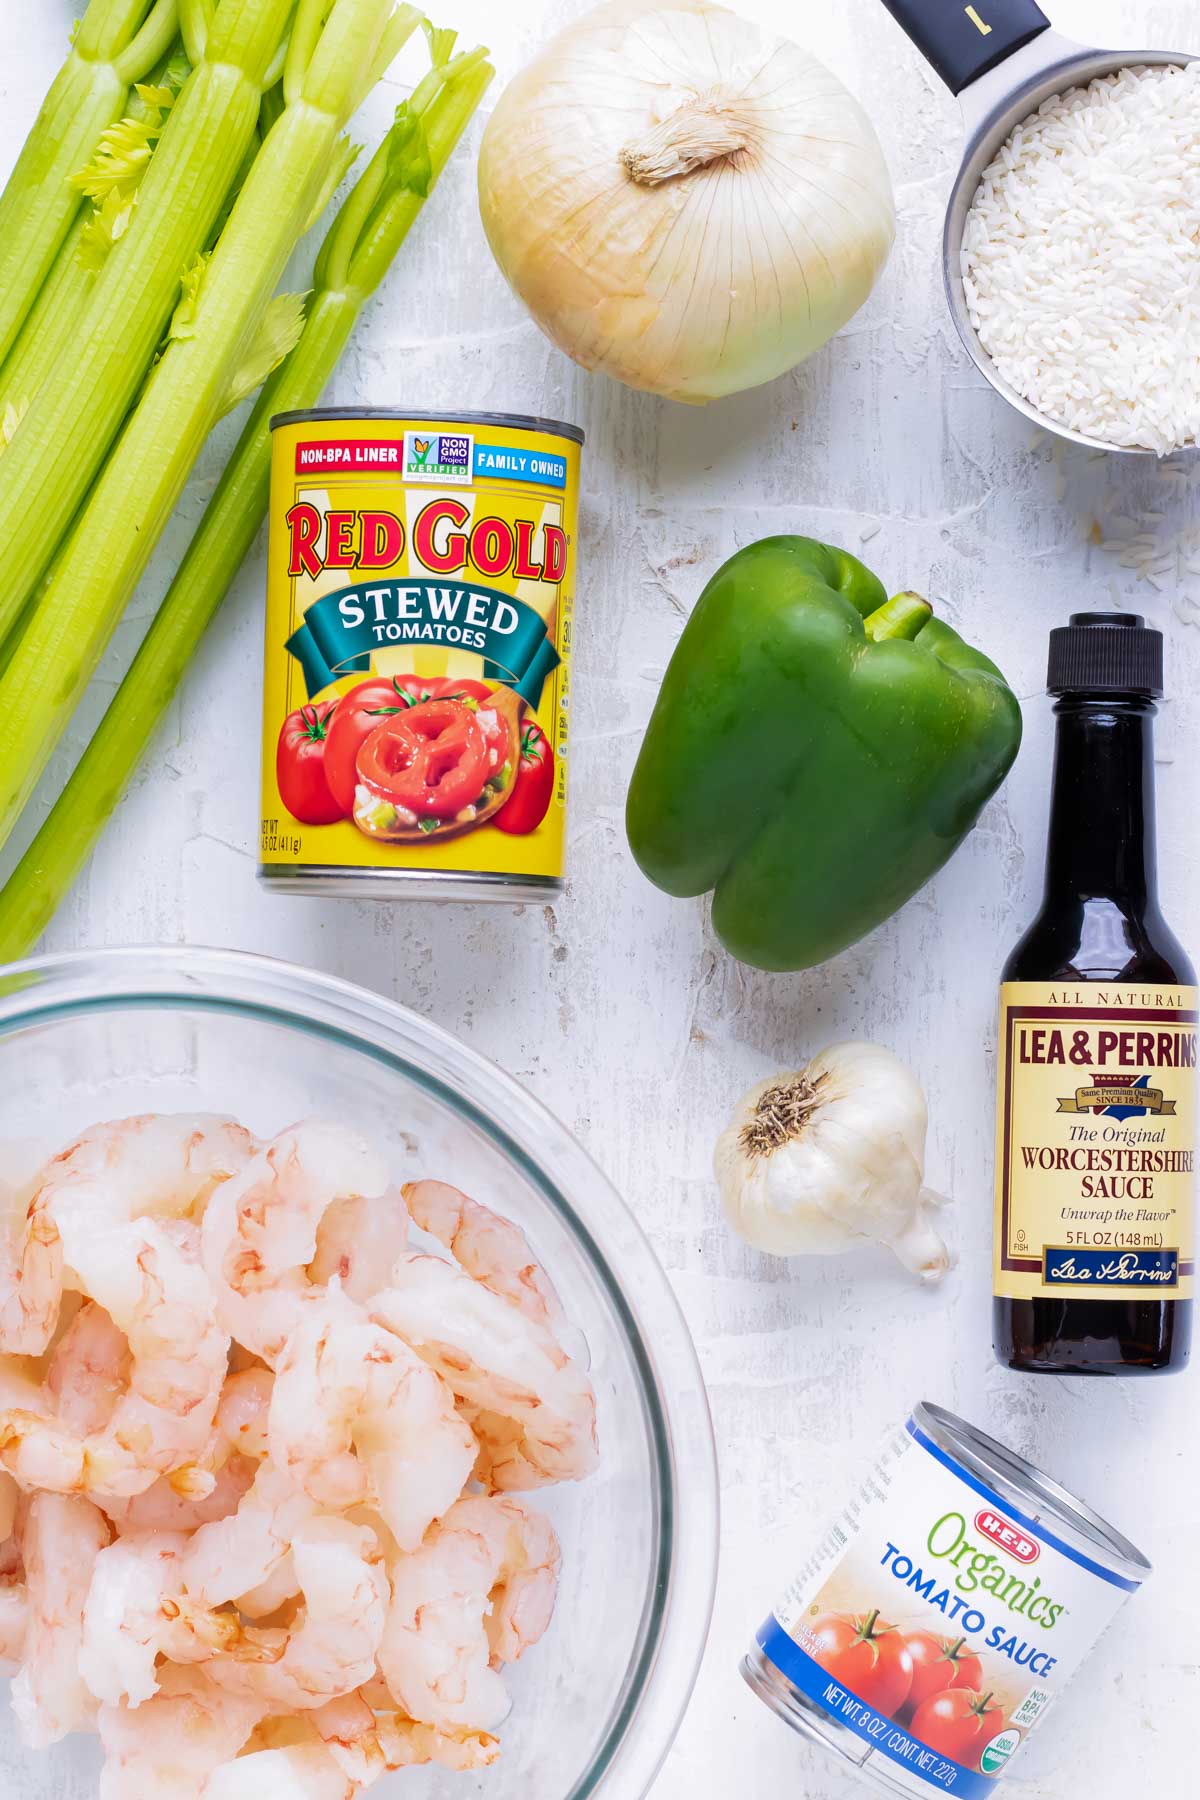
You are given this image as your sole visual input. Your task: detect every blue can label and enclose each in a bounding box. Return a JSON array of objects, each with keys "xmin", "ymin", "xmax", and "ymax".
[{"xmin": 757, "ymin": 1419, "xmax": 1140, "ymax": 1793}]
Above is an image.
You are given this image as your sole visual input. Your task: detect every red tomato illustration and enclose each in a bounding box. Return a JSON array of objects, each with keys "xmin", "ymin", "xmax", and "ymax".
[
  {"xmin": 909, "ymin": 1688, "xmax": 1005, "ymax": 1767},
  {"xmin": 897, "ymin": 1634, "xmax": 984, "ymax": 1721},
  {"xmin": 807, "ymin": 1610, "xmax": 913, "ymax": 1716},
  {"xmin": 276, "ymin": 700, "xmax": 342, "ymax": 824},
  {"xmin": 356, "ymin": 699, "xmax": 490, "ymax": 821},
  {"xmin": 323, "ymin": 674, "xmax": 495, "ymax": 816},
  {"xmin": 493, "ymin": 722, "xmax": 555, "ymax": 836}
]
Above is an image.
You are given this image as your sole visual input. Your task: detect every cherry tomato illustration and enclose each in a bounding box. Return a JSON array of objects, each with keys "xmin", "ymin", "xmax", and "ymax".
[
  {"xmin": 276, "ymin": 700, "xmax": 342, "ymax": 824},
  {"xmin": 323, "ymin": 674, "xmax": 495, "ymax": 815},
  {"xmin": 897, "ymin": 1634, "xmax": 984, "ymax": 1721},
  {"xmin": 493, "ymin": 721, "xmax": 555, "ymax": 836},
  {"xmin": 909, "ymin": 1688, "xmax": 1005, "ymax": 1768},
  {"xmin": 807, "ymin": 1610, "xmax": 913, "ymax": 1716},
  {"xmin": 356, "ymin": 699, "xmax": 489, "ymax": 821}
]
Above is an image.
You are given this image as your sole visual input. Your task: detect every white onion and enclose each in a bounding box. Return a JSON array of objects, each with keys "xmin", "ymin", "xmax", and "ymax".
[{"xmin": 477, "ymin": 0, "xmax": 896, "ymax": 403}]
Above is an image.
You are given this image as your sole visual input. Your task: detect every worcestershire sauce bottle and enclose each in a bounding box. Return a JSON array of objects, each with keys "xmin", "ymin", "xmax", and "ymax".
[{"xmin": 994, "ymin": 614, "xmax": 1196, "ymax": 1375}]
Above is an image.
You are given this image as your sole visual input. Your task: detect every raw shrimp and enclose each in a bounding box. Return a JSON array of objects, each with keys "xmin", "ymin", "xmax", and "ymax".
[
  {"xmin": 206, "ymin": 1516, "xmax": 388, "ymax": 1712},
  {"xmin": 460, "ymin": 1407, "xmax": 563, "ymax": 1493},
  {"xmin": 446, "ymin": 1495, "xmax": 560, "ymax": 1666},
  {"xmin": 103, "ymin": 1366, "xmax": 273, "ymax": 1535},
  {"xmin": 2, "ymin": 1115, "xmax": 254, "ymax": 1360},
  {"xmin": 79, "ymin": 1530, "xmax": 277, "ymax": 1708},
  {"xmin": 45, "ymin": 1300, "xmax": 128, "ymax": 1433},
  {"xmin": 201, "ymin": 1123, "xmax": 388, "ymax": 1365},
  {"xmin": 370, "ymin": 1252, "xmax": 598, "ymax": 1488},
  {"xmin": 403, "ymin": 1179, "xmax": 564, "ymax": 1329},
  {"xmin": 183, "ymin": 1463, "xmax": 317, "ymax": 1612},
  {"xmin": 268, "ymin": 1289, "xmax": 476, "ymax": 1551},
  {"xmin": 0, "ymin": 1578, "xmax": 28, "ymax": 1672},
  {"xmin": 216, "ymin": 1366, "xmax": 274, "ymax": 1463},
  {"xmin": 203, "ymin": 1739, "xmax": 357, "ymax": 1800},
  {"xmin": 103, "ymin": 1453, "xmax": 258, "ymax": 1537},
  {"xmin": 313, "ymin": 1688, "xmax": 499, "ymax": 1782},
  {"xmin": 97, "ymin": 1665, "xmax": 265, "ymax": 1800},
  {"xmin": 0, "ymin": 1155, "xmax": 62, "ymax": 1356},
  {"xmin": 0, "ymin": 1529, "xmax": 27, "ymax": 1673},
  {"xmin": 310, "ymin": 1187, "xmax": 409, "ymax": 1304},
  {"xmin": 377, "ymin": 1495, "xmax": 559, "ymax": 1732},
  {"xmin": 0, "ymin": 1466, "xmax": 17, "ymax": 1540},
  {"xmin": 10, "ymin": 1490, "xmax": 111, "ymax": 1746},
  {"xmin": 0, "ymin": 1216, "xmax": 230, "ymax": 1497}
]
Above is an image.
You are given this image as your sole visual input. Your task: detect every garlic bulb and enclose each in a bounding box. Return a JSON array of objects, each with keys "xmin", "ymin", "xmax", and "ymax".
[
  {"xmin": 477, "ymin": 0, "xmax": 895, "ymax": 403},
  {"xmin": 715, "ymin": 1043, "xmax": 951, "ymax": 1282}
]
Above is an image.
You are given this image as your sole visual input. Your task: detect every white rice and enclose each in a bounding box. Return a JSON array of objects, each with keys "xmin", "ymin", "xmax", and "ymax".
[{"xmin": 961, "ymin": 63, "xmax": 1200, "ymax": 454}]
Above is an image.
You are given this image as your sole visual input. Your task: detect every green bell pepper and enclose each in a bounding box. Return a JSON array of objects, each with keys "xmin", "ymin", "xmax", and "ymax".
[{"xmin": 626, "ymin": 536, "xmax": 1022, "ymax": 971}]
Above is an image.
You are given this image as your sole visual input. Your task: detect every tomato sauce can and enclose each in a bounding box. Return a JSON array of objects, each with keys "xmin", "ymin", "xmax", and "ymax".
[
  {"xmin": 742, "ymin": 1402, "xmax": 1149, "ymax": 1795},
  {"xmin": 259, "ymin": 409, "xmax": 583, "ymax": 900}
]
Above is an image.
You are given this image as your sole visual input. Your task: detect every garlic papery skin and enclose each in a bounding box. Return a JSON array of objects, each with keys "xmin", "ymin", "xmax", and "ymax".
[
  {"xmin": 715, "ymin": 1043, "xmax": 951, "ymax": 1282},
  {"xmin": 477, "ymin": 0, "xmax": 895, "ymax": 403}
]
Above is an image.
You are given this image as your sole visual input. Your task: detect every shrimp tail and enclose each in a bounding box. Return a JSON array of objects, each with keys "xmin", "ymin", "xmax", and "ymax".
[{"xmin": 159, "ymin": 1596, "xmax": 286, "ymax": 1665}]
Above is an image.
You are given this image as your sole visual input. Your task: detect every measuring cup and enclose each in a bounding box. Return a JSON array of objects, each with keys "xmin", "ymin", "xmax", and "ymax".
[{"xmin": 880, "ymin": 1, "xmax": 1195, "ymax": 452}]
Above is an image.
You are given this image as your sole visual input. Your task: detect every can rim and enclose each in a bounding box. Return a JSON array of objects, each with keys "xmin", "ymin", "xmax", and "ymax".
[
  {"xmin": 914, "ymin": 1401, "xmax": 1151, "ymax": 1581},
  {"xmin": 269, "ymin": 406, "xmax": 585, "ymax": 446}
]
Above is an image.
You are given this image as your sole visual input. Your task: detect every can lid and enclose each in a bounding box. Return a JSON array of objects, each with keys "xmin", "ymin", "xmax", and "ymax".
[
  {"xmin": 913, "ymin": 1402, "xmax": 1152, "ymax": 1583},
  {"xmin": 268, "ymin": 406, "xmax": 585, "ymax": 446},
  {"xmin": 1047, "ymin": 611, "xmax": 1163, "ymax": 696}
]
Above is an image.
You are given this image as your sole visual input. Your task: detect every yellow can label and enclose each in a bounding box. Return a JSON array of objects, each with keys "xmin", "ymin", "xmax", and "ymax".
[
  {"xmin": 994, "ymin": 981, "xmax": 1197, "ymax": 1301},
  {"xmin": 260, "ymin": 414, "xmax": 581, "ymax": 885}
]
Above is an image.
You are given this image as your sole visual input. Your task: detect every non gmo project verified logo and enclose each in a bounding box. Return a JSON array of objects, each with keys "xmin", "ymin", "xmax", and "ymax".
[{"xmin": 403, "ymin": 430, "xmax": 473, "ymax": 486}]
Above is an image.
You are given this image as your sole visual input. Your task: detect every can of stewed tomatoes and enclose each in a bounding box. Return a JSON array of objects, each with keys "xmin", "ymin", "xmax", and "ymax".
[
  {"xmin": 742, "ymin": 1402, "xmax": 1149, "ymax": 1796},
  {"xmin": 259, "ymin": 409, "xmax": 583, "ymax": 900}
]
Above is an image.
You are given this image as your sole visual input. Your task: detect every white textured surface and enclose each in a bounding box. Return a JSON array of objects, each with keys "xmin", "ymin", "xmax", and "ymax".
[{"xmin": 2, "ymin": 2, "xmax": 1199, "ymax": 1797}]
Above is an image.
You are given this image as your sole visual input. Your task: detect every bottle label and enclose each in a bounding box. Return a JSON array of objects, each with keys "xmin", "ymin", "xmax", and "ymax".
[{"xmin": 994, "ymin": 982, "xmax": 1196, "ymax": 1301}]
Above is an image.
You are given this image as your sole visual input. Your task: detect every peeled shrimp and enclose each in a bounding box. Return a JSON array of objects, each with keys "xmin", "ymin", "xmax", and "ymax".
[
  {"xmin": 0, "ymin": 1216, "xmax": 230, "ymax": 1497},
  {"xmin": 447, "ymin": 1494, "xmax": 560, "ymax": 1666},
  {"xmin": 268, "ymin": 1289, "xmax": 476, "ymax": 1551},
  {"xmin": 201, "ymin": 1124, "xmax": 388, "ymax": 1365},
  {"xmin": 0, "ymin": 1529, "xmax": 27, "ymax": 1673},
  {"xmin": 101, "ymin": 1366, "xmax": 272, "ymax": 1536},
  {"xmin": 97, "ymin": 1665, "xmax": 265, "ymax": 1800},
  {"xmin": 371, "ymin": 1252, "xmax": 598, "ymax": 1488},
  {"xmin": 203, "ymin": 1739, "xmax": 357, "ymax": 1800},
  {"xmin": 0, "ymin": 1578, "xmax": 28, "ymax": 1673},
  {"xmin": 403, "ymin": 1180, "xmax": 564, "ymax": 1329},
  {"xmin": 0, "ymin": 1151, "xmax": 62, "ymax": 1356},
  {"xmin": 310, "ymin": 1188, "xmax": 409, "ymax": 1305},
  {"xmin": 313, "ymin": 1688, "xmax": 499, "ymax": 1782},
  {"xmin": 10, "ymin": 1490, "xmax": 111, "ymax": 1746},
  {"xmin": 377, "ymin": 1494, "xmax": 559, "ymax": 1732},
  {"xmin": 0, "ymin": 1467, "xmax": 17, "ymax": 1541},
  {"xmin": 216, "ymin": 1366, "xmax": 274, "ymax": 1463},
  {"xmin": 2, "ymin": 1115, "xmax": 254, "ymax": 1360},
  {"xmin": 80, "ymin": 1530, "xmax": 276, "ymax": 1708},
  {"xmin": 103, "ymin": 1453, "xmax": 258, "ymax": 1537},
  {"xmin": 183, "ymin": 1463, "xmax": 317, "ymax": 1613},
  {"xmin": 205, "ymin": 1516, "xmax": 388, "ymax": 1712},
  {"xmin": 46, "ymin": 1300, "xmax": 128, "ymax": 1434}
]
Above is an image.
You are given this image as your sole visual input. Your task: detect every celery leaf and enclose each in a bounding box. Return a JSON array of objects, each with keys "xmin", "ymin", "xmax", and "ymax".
[{"xmin": 220, "ymin": 292, "xmax": 308, "ymax": 415}]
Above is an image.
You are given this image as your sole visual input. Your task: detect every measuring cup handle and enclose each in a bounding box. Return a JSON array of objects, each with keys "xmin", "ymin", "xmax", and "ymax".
[{"xmin": 879, "ymin": 0, "xmax": 1051, "ymax": 94}]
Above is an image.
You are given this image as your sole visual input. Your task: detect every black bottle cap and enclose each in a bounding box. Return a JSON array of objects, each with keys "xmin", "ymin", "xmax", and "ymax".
[{"xmin": 1047, "ymin": 612, "xmax": 1163, "ymax": 697}]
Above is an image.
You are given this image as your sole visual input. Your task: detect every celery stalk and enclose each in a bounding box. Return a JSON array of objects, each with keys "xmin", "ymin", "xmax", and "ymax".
[
  {"xmin": 0, "ymin": 48, "xmax": 492, "ymax": 960},
  {"xmin": 0, "ymin": 55, "xmax": 190, "ymax": 419},
  {"xmin": 0, "ymin": 0, "xmax": 419, "ymax": 855},
  {"xmin": 0, "ymin": 0, "xmax": 178, "ymax": 370},
  {"xmin": 0, "ymin": 0, "xmax": 295, "ymax": 641}
]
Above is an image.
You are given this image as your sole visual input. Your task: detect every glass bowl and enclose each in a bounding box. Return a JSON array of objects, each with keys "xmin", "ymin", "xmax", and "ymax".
[{"xmin": 0, "ymin": 947, "xmax": 718, "ymax": 1798}]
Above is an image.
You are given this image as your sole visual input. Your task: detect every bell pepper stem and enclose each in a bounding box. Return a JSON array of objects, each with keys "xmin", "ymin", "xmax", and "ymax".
[{"xmin": 863, "ymin": 591, "xmax": 932, "ymax": 642}]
